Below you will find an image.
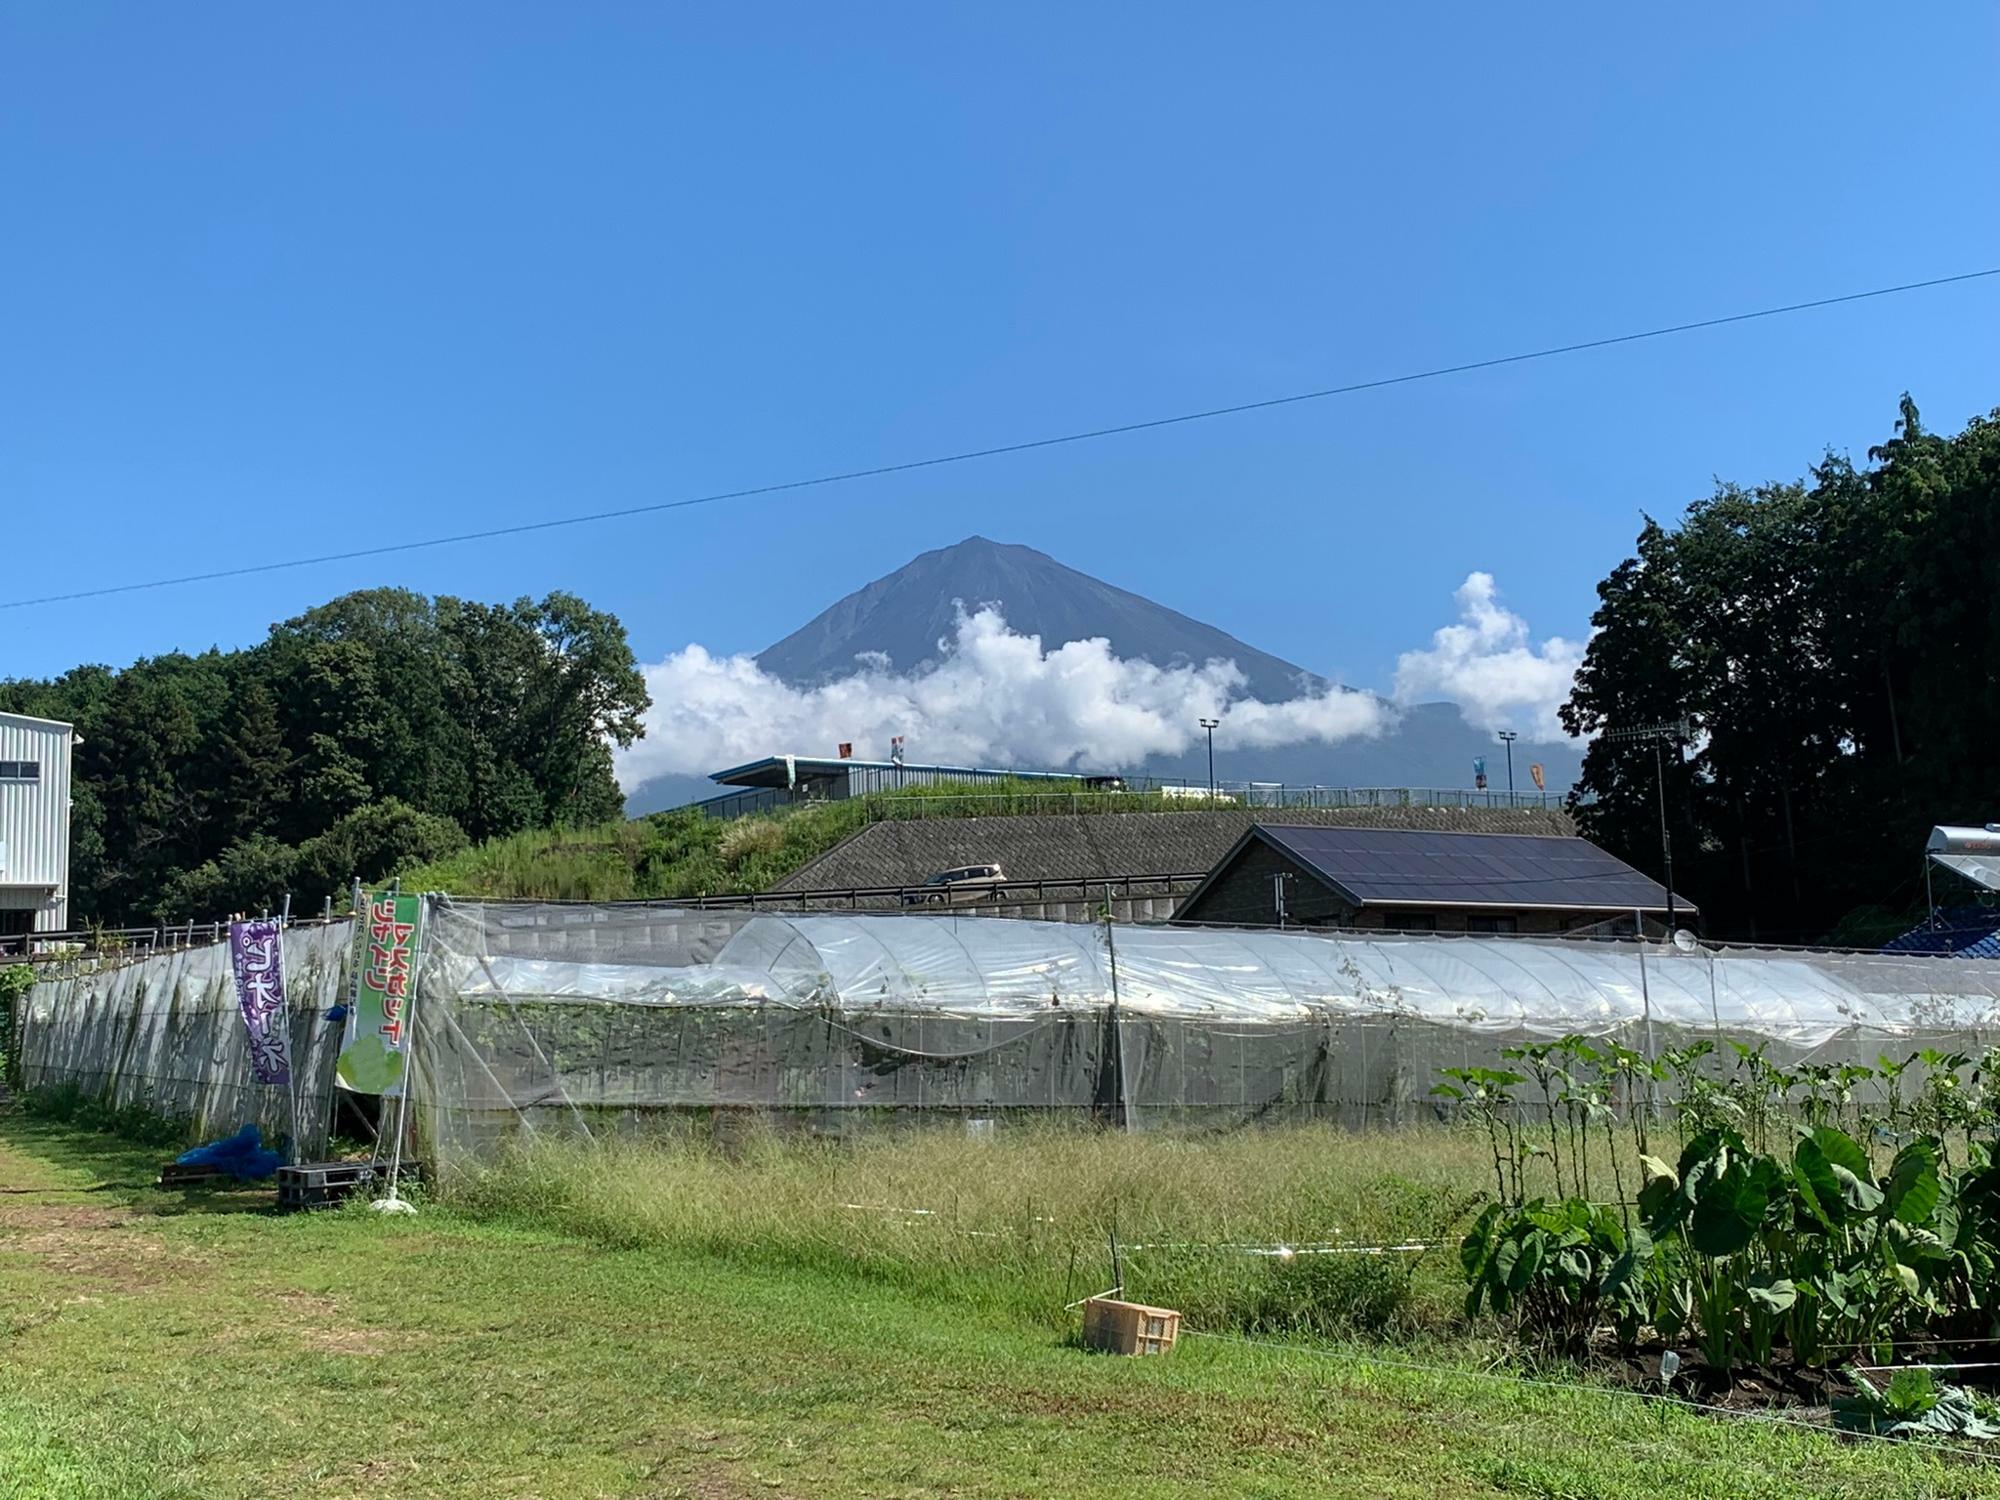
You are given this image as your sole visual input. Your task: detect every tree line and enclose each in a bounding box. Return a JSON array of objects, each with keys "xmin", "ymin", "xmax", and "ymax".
[
  {"xmin": 0, "ymin": 588, "xmax": 649, "ymax": 927},
  {"xmin": 1564, "ymin": 397, "xmax": 2000, "ymax": 944}
]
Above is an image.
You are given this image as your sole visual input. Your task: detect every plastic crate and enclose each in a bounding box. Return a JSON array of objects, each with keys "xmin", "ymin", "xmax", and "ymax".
[{"xmin": 1081, "ymin": 1297, "xmax": 1181, "ymax": 1356}]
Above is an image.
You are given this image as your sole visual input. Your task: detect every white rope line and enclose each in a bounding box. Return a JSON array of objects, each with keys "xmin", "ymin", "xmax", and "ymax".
[
  {"xmin": 1063, "ymin": 1284, "xmax": 1123, "ymax": 1311},
  {"xmin": 827, "ymin": 1200, "xmax": 1436, "ymax": 1257}
]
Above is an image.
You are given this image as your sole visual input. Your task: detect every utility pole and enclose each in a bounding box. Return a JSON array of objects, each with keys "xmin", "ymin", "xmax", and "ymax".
[
  {"xmin": 1496, "ymin": 730, "xmax": 1518, "ymax": 799},
  {"xmin": 1199, "ymin": 718, "xmax": 1219, "ymax": 801},
  {"xmin": 1603, "ymin": 719, "xmax": 1693, "ymax": 937}
]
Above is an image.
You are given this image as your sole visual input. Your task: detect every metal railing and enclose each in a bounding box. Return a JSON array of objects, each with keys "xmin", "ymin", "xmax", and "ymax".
[
  {"xmin": 677, "ymin": 781, "xmax": 1570, "ymax": 824},
  {"xmin": 539, "ymin": 872, "xmax": 1212, "ymax": 914},
  {"xmin": 0, "ymin": 913, "xmax": 345, "ymax": 963},
  {"xmin": 864, "ymin": 785, "xmax": 1568, "ymax": 821}
]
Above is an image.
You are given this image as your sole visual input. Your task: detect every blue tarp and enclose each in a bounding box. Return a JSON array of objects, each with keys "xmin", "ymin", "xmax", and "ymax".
[{"xmin": 176, "ymin": 1122, "xmax": 282, "ymax": 1180}]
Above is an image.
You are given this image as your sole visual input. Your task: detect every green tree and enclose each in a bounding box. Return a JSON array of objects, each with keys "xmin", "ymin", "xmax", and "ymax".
[{"xmin": 1567, "ymin": 398, "xmax": 2000, "ymax": 941}]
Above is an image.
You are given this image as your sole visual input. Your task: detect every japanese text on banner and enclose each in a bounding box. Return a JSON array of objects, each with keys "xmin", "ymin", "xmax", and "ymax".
[
  {"xmin": 227, "ymin": 918, "xmax": 292, "ymax": 1086},
  {"xmin": 335, "ymin": 890, "xmax": 424, "ymax": 1095}
]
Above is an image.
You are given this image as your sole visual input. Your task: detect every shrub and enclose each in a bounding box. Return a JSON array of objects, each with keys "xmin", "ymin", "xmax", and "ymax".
[
  {"xmin": 718, "ymin": 817, "xmax": 786, "ymax": 867},
  {"xmin": 1250, "ymin": 1247, "xmax": 1416, "ymax": 1338},
  {"xmin": 0, "ymin": 962, "xmax": 30, "ymax": 1090}
]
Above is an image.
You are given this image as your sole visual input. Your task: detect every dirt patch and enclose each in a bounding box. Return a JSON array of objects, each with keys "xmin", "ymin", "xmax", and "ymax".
[
  {"xmin": 0, "ymin": 1203, "xmax": 128, "ymax": 1232},
  {"xmin": 0, "ymin": 1201, "xmax": 196, "ymax": 1295},
  {"xmin": 300, "ymin": 1324, "xmax": 401, "ymax": 1355}
]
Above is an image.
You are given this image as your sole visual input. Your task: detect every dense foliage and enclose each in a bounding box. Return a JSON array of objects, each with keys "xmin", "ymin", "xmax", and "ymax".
[
  {"xmin": 1563, "ymin": 397, "xmax": 2000, "ymax": 942},
  {"xmin": 0, "ymin": 588, "xmax": 648, "ymax": 925},
  {"xmin": 1444, "ymin": 1040, "xmax": 2000, "ymax": 1386}
]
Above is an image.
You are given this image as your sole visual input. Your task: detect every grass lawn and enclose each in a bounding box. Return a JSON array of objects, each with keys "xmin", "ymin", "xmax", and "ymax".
[{"xmin": 1, "ymin": 1116, "xmax": 1995, "ymax": 1499}]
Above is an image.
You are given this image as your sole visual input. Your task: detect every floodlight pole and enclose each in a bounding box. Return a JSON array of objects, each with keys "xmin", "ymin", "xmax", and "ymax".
[
  {"xmin": 1604, "ymin": 719, "xmax": 1692, "ymax": 938},
  {"xmin": 1497, "ymin": 730, "xmax": 1518, "ymax": 800},
  {"xmin": 1199, "ymin": 718, "xmax": 1219, "ymax": 801}
]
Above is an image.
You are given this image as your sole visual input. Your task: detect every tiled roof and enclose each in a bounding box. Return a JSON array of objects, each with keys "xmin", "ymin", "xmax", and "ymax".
[{"xmin": 773, "ymin": 804, "xmax": 1577, "ymax": 892}]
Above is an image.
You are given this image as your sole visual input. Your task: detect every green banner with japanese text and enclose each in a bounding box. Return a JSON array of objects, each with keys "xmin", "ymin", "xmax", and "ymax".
[{"xmin": 336, "ymin": 889, "xmax": 423, "ymax": 1096}]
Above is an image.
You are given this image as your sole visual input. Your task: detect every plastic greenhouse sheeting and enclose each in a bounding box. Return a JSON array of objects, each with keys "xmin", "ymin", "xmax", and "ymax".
[
  {"xmin": 414, "ymin": 901, "xmax": 2000, "ymax": 1156},
  {"xmin": 24, "ymin": 900, "xmax": 2000, "ymax": 1164}
]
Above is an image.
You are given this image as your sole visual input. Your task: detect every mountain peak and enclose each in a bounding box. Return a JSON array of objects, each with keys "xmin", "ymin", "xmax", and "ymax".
[{"xmin": 755, "ymin": 538, "xmax": 1320, "ymax": 700}]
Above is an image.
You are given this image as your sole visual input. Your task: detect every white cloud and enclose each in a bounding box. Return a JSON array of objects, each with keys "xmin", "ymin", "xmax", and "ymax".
[
  {"xmin": 614, "ymin": 604, "xmax": 1391, "ymax": 790},
  {"xmin": 1392, "ymin": 572, "xmax": 1585, "ymax": 741}
]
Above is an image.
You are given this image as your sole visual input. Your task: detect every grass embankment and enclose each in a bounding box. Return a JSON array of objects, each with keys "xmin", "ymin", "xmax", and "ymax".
[
  {"xmin": 396, "ymin": 778, "xmax": 1243, "ymax": 902},
  {"xmin": 4, "ymin": 1116, "xmax": 1992, "ymax": 1499}
]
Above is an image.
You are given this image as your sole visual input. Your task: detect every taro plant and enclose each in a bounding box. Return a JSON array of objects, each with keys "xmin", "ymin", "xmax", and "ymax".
[
  {"xmin": 1442, "ymin": 1047, "xmax": 2000, "ymax": 1383},
  {"xmin": 1459, "ymin": 1194, "xmax": 1647, "ymax": 1354},
  {"xmin": 1432, "ymin": 1065, "xmax": 1525, "ymax": 1204}
]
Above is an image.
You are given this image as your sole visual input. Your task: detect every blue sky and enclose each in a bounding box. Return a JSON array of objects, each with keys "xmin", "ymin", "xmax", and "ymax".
[{"xmin": 4, "ymin": 3, "xmax": 1997, "ymax": 695}]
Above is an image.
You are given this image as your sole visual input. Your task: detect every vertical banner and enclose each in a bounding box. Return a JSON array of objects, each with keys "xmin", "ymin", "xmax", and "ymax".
[
  {"xmin": 228, "ymin": 918, "xmax": 292, "ymax": 1086},
  {"xmin": 336, "ymin": 890, "xmax": 424, "ymax": 1096},
  {"xmin": 1472, "ymin": 755, "xmax": 1488, "ymax": 791},
  {"xmin": 1530, "ymin": 762, "xmax": 1546, "ymax": 792}
]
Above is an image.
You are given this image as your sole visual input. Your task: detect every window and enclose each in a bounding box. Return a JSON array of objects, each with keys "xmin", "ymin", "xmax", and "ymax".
[
  {"xmin": 0, "ymin": 761, "xmax": 39, "ymax": 783},
  {"xmin": 1384, "ymin": 912, "xmax": 1436, "ymax": 933},
  {"xmin": 1467, "ymin": 915, "xmax": 1519, "ymax": 935}
]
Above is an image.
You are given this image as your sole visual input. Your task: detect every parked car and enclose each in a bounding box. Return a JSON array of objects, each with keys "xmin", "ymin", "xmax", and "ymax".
[{"xmin": 902, "ymin": 864, "xmax": 1007, "ymax": 905}]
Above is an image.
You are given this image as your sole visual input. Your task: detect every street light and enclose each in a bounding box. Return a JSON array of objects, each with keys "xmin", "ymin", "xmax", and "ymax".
[
  {"xmin": 1496, "ymin": 730, "xmax": 1519, "ymax": 799},
  {"xmin": 1199, "ymin": 718, "xmax": 1220, "ymax": 801},
  {"xmin": 1602, "ymin": 718, "xmax": 1694, "ymax": 937}
]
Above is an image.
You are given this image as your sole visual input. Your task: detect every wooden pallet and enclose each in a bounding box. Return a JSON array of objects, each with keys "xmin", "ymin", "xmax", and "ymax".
[
  {"xmin": 277, "ymin": 1160, "xmax": 426, "ymax": 1212},
  {"xmin": 278, "ymin": 1161, "xmax": 380, "ymax": 1211},
  {"xmin": 156, "ymin": 1162, "xmax": 244, "ymax": 1190}
]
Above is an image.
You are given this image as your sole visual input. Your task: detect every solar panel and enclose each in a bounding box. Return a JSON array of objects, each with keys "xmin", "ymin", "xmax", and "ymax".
[{"xmin": 1252, "ymin": 824, "xmax": 1687, "ymax": 912}]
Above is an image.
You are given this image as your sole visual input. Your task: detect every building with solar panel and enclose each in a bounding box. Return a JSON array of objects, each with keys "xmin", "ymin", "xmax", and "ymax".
[{"xmin": 1170, "ymin": 823, "xmax": 1692, "ymax": 936}]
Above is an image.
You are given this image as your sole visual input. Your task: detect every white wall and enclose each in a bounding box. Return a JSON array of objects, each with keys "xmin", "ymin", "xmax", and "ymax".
[{"xmin": 0, "ymin": 711, "xmax": 74, "ymax": 932}]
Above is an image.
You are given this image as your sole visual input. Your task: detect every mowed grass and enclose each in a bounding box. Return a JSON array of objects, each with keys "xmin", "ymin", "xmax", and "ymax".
[{"xmin": 2, "ymin": 1117, "xmax": 1997, "ymax": 1500}]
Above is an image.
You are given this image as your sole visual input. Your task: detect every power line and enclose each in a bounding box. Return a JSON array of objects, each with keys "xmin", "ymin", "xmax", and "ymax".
[{"xmin": 7, "ymin": 264, "xmax": 1998, "ymax": 612}]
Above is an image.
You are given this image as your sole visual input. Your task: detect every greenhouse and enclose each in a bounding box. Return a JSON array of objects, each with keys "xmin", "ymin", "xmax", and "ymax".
[{"xmin": 21, "ymin": 898, "xmax": 2000, "ymax": 1161}]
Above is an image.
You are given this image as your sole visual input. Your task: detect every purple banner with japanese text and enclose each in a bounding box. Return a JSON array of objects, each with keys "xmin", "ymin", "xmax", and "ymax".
[{"xmin": 228, "ymin": 918, "xmax": 292, "ymax": 1086}]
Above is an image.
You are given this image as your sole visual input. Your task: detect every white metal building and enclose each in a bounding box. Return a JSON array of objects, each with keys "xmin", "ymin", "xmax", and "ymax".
[{"xmin": 0, "ymin": 711, "xmax": 75, "ymax": 937}]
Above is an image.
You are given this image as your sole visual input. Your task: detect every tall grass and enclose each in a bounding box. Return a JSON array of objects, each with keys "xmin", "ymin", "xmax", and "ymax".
[{"xmin": 445, "ymin": 1120, "xmax": 1492, "ymax": 1338}]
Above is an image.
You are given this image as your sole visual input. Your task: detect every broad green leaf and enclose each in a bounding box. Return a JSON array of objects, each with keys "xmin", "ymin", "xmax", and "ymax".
[
  {"xmin": 1806, "ymin": 1129, "xmax": 1884, "ymax": 1215},
  {"xmin": 1886, "ymin": 1143, "xmax": 1941, "ymax": 1226},
  {"xmin": 1491, "ymin": 1235, "xmax": 1520, "ymax": 1289},
  {"xmin": 1689, "ymin": 1161, "xmax": 1770, "ymax": 1256},
  {"xmin": 1638, "ymin": 1171, "xmax": 1684, "ymax": 1232},
  {"xmin": 1792, "ymin": 1138, "xmax": 1838, "ymax": 1227},
  {"xmin": 1747, "ymin": 1273, "xmax": 1797, "ymax": 1312},
  {"xmin": 1510, "ymin": 1235, "xmax": 1544, "ymax": 1292},
  {"xmin": 1810, "ymin": 1126, "xmax": 1872, "ymax": 1182}
]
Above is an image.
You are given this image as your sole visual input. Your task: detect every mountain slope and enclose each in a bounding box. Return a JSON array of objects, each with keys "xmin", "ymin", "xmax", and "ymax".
[
  {"xmin": 624, "ymin": 536, "xmax": 1585, "ymax": 812},
  {"xmin": 755, "ymin": 535, "xmax": 1320, "ymax": 701}
]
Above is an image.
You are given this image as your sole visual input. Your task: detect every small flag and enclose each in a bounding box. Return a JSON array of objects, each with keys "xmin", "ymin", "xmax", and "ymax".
[
  {"xmin": 890, "ymin": 735, "xmax": 905, "ymax": 767},
  {"xmin": 837, "ymin": 742, "xmax": 853, "ymax": 759},
  {"xmin": 1472, "ymin": 755, "xmax": 1487, "ymax": 791},
  {"xmin": 1530, "ymin": 762, "xmax": 1546, "ymax": 791}
]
